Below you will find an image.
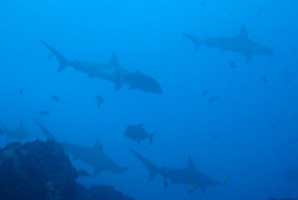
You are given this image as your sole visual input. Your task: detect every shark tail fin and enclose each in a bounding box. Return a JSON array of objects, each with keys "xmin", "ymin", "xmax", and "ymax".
[
  {"xmin": 34, "ymin": 119, "xmax": 56, "ymax": 141},
  {"xmin": 40, "ymin": 40, "xmax": 70, "ymax": 72},
  {"xmin": 183, "ymin": 33, "xmax": 201, "ymax": 51},
  {"xmin": 130, "ymin": 149, "xmax": 159, "ymax": 180}
]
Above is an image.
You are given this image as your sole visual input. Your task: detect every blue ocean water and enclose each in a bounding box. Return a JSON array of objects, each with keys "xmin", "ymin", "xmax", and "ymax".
[{"xmin": 0, "ymin": 0, "xmax": 298, "ymax": 199}]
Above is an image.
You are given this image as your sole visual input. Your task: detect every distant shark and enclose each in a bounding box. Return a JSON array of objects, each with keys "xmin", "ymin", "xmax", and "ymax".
[
  {"xmin": 131, "ymin": 149, "xmax": 221, "ymax": 192},
  {"xmin": 183, "ymin": 26, "xmax": 273, "ymax": 62},
  {"xmin": 34, "ymin": 121, "xmax": 125, "ymax": 175},
  {"xmin": 41, "ymin": 41, "xmax": 163, "ymax": 94}
]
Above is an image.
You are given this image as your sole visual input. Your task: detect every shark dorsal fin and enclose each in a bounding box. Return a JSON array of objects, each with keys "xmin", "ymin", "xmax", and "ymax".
[
  {"xmin": 238, "ymin": 25, "xmax": 248, "ymax": 39},
  {"xmin": 109, "ymin": 53, "xmax": 120, "ymax": 68},
  {"xmin": 187, "ymin": 156, "xmax": 196, "ymax": 171}
]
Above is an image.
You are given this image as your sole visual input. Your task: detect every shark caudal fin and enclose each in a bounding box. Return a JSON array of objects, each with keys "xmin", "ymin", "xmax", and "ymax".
[
  {"xmin": 130, "ymin": 149, "xmax": 159, "ymax": 180},
  {"xmin": 34, "ymin": 119, "xmax": 55, "ymax": 141},
  {"xmin": 183, "ymin": 33, "xmax": 202, "ymax": 51},
  {"xmin": 40, "ymin": 40, "xmax": 70, "ymax": 72}
]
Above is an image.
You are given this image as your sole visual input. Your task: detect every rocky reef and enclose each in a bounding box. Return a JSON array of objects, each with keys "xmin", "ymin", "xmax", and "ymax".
[{"xmin": 0, "ymin": 140, "xmax": 134, "ymax": 200}]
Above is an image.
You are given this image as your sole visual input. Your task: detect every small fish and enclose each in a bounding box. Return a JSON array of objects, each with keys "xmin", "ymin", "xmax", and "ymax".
[
  {"xmin": 124, "ymin": 124, "xmax": 154, "ymax": 144},
  {"xmin": 201, "ymin": 89, "xmax": 209, "ymax": 97},
  {"xmin": 19, "ymin": 89, "xmax": 24, "ymax": 95},
  {"xmin": 261, "ymin": 75, "xmax": 269, "ymax": 84},
  {"xmin": 51, "ymin": 96, "xmax": 60, "ymax": 103},
  {"xmin": 96, "ymin": 96, "xmax": 104, "ymax": 108},
  {"xmin": 208, "ymin": 96, "xmax": 220, "ymax": 104},
  {"xmin": 229, "ymin": 61, "xmax": 238, "ymax": 69},
  {"xmin": 76, "ymin": 169, "xmax": 91, "ymax": 177},
  {"xmin": 39, "ymin": 110, "xmax": 50, "ymax": 117}
]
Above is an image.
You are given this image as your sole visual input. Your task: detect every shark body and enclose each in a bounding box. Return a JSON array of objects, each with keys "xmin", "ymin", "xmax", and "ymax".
[
  {"xmin": 184, "ymin": 26, "xmax": 273, "ymax": 62},
  {"xmin": 34, "ymin": 121, "xmax": 125, "ymax": 175},
  {"xmin": 41, "ymin": 41, "xmax": 162, "ymax": 94},
  {"xmin": 63, "ymin": 142, "xmax": 127, "ymax": 175},
  {"xmin": 131, "ymin": 150, "xmax": 220, "ymax": 192}
]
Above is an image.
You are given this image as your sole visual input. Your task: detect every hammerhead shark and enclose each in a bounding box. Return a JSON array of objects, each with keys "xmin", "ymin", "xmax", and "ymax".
[
  {"xmin": 41, "ymin": 41, "xmax": 163, "ymax": 94},
  {"xmin": 131, "ymin": 149, "xmax": 221, "ymax": 192},
  {"xmin": 183, "ymin": 26, "xmax": 273, "ymax": 62},
  {"xmin": 34, "ymin": 120, "xmax": 126, "ymax": 175},
  {"xmin": 63, "ymin": 142, "xmax": 127, "ymax": 175}
]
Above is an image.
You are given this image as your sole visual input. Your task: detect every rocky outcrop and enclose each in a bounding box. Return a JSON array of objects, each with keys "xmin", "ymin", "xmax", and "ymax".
[{"xmin": 0, "ymin": 140, "xmax": 134, "ymax": 200}]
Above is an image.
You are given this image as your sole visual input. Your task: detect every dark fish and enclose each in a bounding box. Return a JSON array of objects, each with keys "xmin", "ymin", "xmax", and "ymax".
[
  {"xmin": 96, "ymin": 96, "xmax": 104, "ymax": 108},
  {"xmin": 201, "ymin": 89, "xmax": 209, "ymax": 97},
  {"xmin": 51, "ymin": 96, "xmax": 60, "ymax": 103},
  {"xmin": 261, "ymin": 75, "xmax": 269, "ymax": 84},
  {"xmin": 19, "ymin": 89, "xmax": 24, "ymax": 95},
  {"xmin": 124, "ymin": 124, "xmax": 154, "ymax": 144},
  {"xmin": 229, "ymin": 61, "xmax": 238, "ymax": 69},
  {"xmin": 208, "ymin": 96, "xmax": 220, "ymax": 104},
  {"xmin": 39, "ymin": 110, "xmax": 50, "ymax": 117}
]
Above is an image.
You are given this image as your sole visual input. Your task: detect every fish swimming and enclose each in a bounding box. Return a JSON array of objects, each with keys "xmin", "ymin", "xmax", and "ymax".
[
  {"xmin": 131, "ymin": 149, "xmax": 221, "ymax": 192},
  {"xmin": 96, "ymin": 96, "xmax": 104, "ymax": 109},
  {"xmin": 124, "ymin": 124, "xmax": 154, "ymax": 144},
  {"xmin": 34, "ymin": 120, "xmax": 126, "ymax": 175},
  {"xmin": 39, "ymin": 110, "xmax": 50, "ymax": 117},
  {"xmin": 41, "ymin": 41, "xmax": 163, "ymax": 94},
  {"xmin": 63, "ymin": 142, "xmax": 127, "ymax": 175},
  {"xmin": 124, "ymin": 71, "xmax": 163, "ymax": 94},
  {"xmin": 51, "ymin": 96, "xmax": 61, "ymax": 103},
  {"xmin": 183, "ymin": 26, "xmax": 273, "ymax": 62}
]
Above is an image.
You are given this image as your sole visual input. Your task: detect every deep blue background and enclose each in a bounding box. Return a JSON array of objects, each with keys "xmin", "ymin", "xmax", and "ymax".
[{"xmin": 1, "ymin": 0, "xmax": 298, "ymax": 199}]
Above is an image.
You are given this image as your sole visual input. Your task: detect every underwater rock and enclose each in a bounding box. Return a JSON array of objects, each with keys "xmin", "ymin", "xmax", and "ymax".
[
  {"xmin": 0, "ymin": 140, "xmax": 78, "ymax": 200},
  {"xmin": 75, "ymin": 185, "xmax": 135, "ymax": 200},
  {"xmin": 0, "ymin": 140, "xmax": 134, "ymax": 200}
]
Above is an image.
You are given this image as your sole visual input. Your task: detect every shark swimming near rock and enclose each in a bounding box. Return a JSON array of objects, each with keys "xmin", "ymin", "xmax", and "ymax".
[
  {"xmin": 41, "ymin": 41, "xmax": 163, "ymax": 94},
  {"xmin": 183, "ymin": 26, "xmax": 273, "ymax": 62},
  {"xmin": 63, "ymin": 142, "xmax": 127, "ymax": 175},
  {"xmin": 34, "ymin": 121, "xmax": 125, "ymax": 176},
  {"xmin": 130, "ymin": 149, "xmax": 221, "ymax": 192}
]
